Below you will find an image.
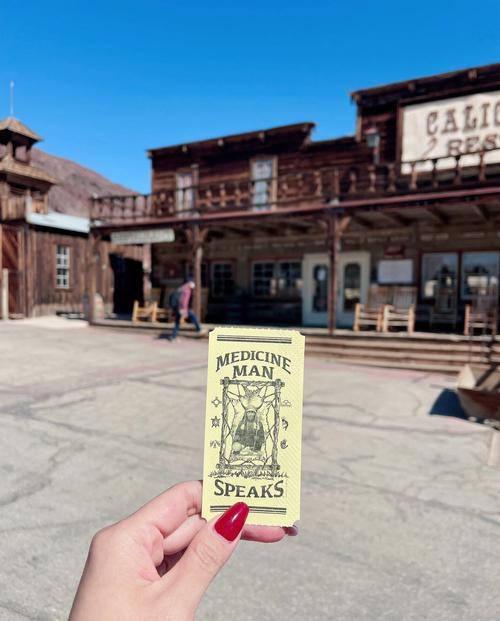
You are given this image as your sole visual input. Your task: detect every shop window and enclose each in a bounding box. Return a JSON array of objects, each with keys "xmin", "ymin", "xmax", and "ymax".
[
  {"xmin": 212, "ymin": 263, "xmax": 234, "ymax": 297},
  {"xmin": 343, "ymin": 262, "xmax": 361, "ymax": 311},
  {"xmin": 175, "ymin": 171, "xmax": 195, "ymax": 214},
  {"xmin": 461, "ymin": 251, "xmax": 500, "ymax": 299},
  {"xmin": 421, "ymin": 253, "xmax": 458, "ymax": 298},
  {"xmin": 278, "ymin": 261, "xmax": 302, "ymax": 293},
  {"xmin": 250, "ymin": 158, "xmax": 276, "ymax": 211},
  {"xmin": 56, "ymin": 245, "xmax": 70, "ymax": 289},
  {"xmin": 253, "ymin": 262, "xmax": 275, "ymax": 296}
]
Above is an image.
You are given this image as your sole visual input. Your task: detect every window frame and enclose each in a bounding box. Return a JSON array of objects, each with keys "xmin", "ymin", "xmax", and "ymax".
[
  {"xmin": 460, "ymin": 251, "xmax": 500, "ymax": 300},
  {"xmin": 277, "ymin": 260, "xmax": 303, "ymax": 295},
  {"xmin": 420, "ymin": 252, "xmax": 459, "ymax": 299},
  {"xmin": 251, "ymin": 259, "xmax": 302, "ymax": 298},
  {"xmin": 211, "ymin": 261, "xmax": 235, "ymax": 298},
  {"xmin": 175, "ymin": 167, "xmax": 197, "ymax": 215},
  {"xmin": 249, "ymin": 156, "xmax": 277, "ymax": 211},
  {"xmin": 252, "ymin": 261, "xmax": 276, "ymax": 297},
  {"xmin": 55, "ymin": 244, "xmax": 71, "ymax": 290}
]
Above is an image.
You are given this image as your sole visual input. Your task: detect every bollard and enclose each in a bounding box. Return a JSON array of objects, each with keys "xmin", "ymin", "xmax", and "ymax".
[
  {"xmin": 1, "ymin": 268, "xmax": 8, "ymax": 320},
  {"xmin": 488, "ymin": 429, "xmax": 500, "ymax": 469}
]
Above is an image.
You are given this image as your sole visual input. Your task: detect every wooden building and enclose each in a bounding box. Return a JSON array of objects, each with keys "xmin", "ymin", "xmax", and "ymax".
[
  {"xmin": 91, "ymin": 62, "xmax": 500, "ymax": 334},
  {"xmin": 0, "ymin": 117, "xmax": 143, "ymax": 318}
]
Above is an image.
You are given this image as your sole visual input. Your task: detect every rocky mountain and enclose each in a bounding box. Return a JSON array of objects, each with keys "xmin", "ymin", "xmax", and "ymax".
[{"xmin": 31, "ymin": 148, "xmax": 136, "ymax": 217}]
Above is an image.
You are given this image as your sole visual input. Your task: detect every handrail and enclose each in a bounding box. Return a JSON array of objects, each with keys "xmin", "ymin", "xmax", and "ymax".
[{"xmin": 91, "ymin": 147, "xmax": 500, "ymax": 224}]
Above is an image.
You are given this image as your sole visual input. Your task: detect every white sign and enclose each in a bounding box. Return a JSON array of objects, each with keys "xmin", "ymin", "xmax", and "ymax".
[
  {"xmin": 402, "ymin": 90, "xmax": 500, "ymax": 172},
  {"xmin": 377, "ymin": 259, "xmax": 413, "ymax": 284},
  {"xmin": 111, "ymin": 228, "xmax": 175, "ymax": 245}
]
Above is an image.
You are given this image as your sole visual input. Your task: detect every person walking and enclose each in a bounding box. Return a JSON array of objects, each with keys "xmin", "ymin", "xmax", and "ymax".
[{"xmin": 168, "ymin": 278, "xmax": 202, "ymax": 340}]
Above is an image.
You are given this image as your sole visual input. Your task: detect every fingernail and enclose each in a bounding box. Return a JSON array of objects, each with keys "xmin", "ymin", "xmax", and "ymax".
[
  {"xmin": 214, "ymin": 502, "xmax": 249, "ymax": 542},
  {"xmin": 284, "ymin": 526, "xmax": 299, "ymax": 537}
]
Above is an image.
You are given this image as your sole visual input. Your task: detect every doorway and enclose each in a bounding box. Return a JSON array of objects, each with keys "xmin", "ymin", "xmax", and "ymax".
[
  {"xmin": 110, "ymin": 254, "xmax": 144, "ymax": 316},
  {"xmin": 302, "ymin": 252, "xmax": 370, "ymax": 327}
]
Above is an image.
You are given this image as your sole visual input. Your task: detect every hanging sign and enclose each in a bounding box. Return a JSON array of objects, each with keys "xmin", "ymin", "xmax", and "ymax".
[
  {"xmin": 402, "ymin": 90, "xmax": 500, "ymax": 172},
  {"xmin": 111, "ymin": 228, "xmax": 175, "ymax": 245}
]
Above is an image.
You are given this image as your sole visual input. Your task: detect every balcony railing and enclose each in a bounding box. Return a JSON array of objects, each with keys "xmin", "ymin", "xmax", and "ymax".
[{"xmin": 92, "ymin": 148, "xmax": 500, "ymax": 225}]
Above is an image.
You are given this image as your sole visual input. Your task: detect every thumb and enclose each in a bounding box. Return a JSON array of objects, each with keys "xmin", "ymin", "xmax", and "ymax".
[{"xmin": 167, "ymin": 502, "xmax": 249, "ymax": 613}]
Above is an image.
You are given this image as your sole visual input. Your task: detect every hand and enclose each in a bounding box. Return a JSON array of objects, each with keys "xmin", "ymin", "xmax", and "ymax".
[{"xmin": 69, "ymin": 480, "xmax": 292, "ymax": 621}]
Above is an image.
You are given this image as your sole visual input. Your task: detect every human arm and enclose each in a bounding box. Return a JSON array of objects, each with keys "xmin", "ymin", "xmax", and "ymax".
[{"xmin": 68, "ymin": 480, "xmax": 290, "ymax": 621}]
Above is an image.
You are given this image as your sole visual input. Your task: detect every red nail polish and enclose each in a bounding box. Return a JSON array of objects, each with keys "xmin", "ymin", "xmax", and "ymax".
[
  {"xmin": 284, "ymin": 526, "xmax": 299, "ymax": 537},
  {"xmin": 214, "ymin": 502, "xmax": 249, "ymax": 541}
]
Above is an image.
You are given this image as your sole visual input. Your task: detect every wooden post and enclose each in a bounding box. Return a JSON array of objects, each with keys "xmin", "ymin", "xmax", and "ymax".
[
  {"xmin": 142, "ymin": 243, "xmax": 152, "ymax": 303},
  {"xmin": 193, "ymin": 225, "xmax": 203, "ymax": 319},
  {"xmin": 85, "ymin": 232, "xmax": 99, "ymax": 322},
  {"xmin": 0, "ymin": 224, "xmax": 8, "ymax": 320},
  {"xmin": 24, "ymin": 223, "xmax": 33, "ymax": 317},
  {"xmin": 327, "ymin": 217, "xmax": 338, "ymax": 335},
  {"xmin": 17, "ymin": 226, "xmax": 26, "ymax": 317},
  {"xmin": 186, "ymin": 225, "xmax": 208, "ymax": 320},
  {"xmin": 1, "ymin": 268, "xmax": 8, "ymax": 320},
  {"xmin": 194, "ymin": 246, "xmax": 202, "ymax": 318},
  {"xmin": 326, "ymin": 213, "xmax": 351, "ymax": 335},
  {"xmin": 464, "ymin": 304, "xmax": 471, "ymax": 336},
  {"xmin": 0, "ymin": 224, "xmax": 2, "ymax": 319}
]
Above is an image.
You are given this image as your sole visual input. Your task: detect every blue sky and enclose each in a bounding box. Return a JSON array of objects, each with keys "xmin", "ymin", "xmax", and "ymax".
[{"xmin": 2, "ymin": 1, "xmax": 500, "ymax": 193}]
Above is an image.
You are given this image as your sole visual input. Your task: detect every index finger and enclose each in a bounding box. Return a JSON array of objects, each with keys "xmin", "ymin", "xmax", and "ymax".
[{"xmin": 126, "ymin": 480, "xmax": 202, "ymax": 538}]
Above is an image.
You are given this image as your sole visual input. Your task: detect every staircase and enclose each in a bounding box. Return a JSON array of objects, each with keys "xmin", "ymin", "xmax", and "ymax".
[
  {"xmin": 305, "ymin": 331, "xmax": 493, "ymax": 374},
  {"xmin": 92, "ymin": 318, "xmax": 498, "ymax": 375}
]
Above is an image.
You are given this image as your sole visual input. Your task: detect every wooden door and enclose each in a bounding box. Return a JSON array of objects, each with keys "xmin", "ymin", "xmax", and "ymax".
[{"xmin": 1, "ymin": 226, "xmax": 23, "ymax": 316}]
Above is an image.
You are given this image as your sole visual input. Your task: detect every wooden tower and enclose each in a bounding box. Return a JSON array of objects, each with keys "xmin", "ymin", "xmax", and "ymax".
[{"xmin": 0, "ymin": 117, "xmax": 56, "ymax": 316}]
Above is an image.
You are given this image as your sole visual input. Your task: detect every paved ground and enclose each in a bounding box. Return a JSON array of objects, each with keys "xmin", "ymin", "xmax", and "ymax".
[{"xmin": 0, "ymin": 319, "xmax": 499, "ymax": 621}]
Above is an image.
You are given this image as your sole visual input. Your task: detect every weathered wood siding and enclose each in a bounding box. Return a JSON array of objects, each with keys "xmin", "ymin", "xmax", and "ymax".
[
  {"xmin": 150, "ymin": 130, "xmax": 373, "ymax": 202},
  {"xmin": 29, "ymin": 228, "xmax": 88, "ymax": 315},
  {"xmin": 26, "ymin": 227, "xmax": 143, "ymax": 316}
]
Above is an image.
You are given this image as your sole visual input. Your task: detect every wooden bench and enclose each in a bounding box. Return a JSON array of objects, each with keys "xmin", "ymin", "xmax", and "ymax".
[
  {"xmin": 353, "ymin": 285, "xmax": 391, "ymax": 332},
  {"xmin": 132, "ymin": 299, "xmax": 156, "ymax": 322},
  {"xmin": 464, "ymin": 289, "xmax": 498, "ymax": 336},
  {"xmin": 383, "ymin": 286, "xmax": 417, "ymax": 334},
  {"xmin": 430, "ymin": 285, "xmax": 458, "ymax": 329},
  {"xmin": 132, "ymin": 287, "xmax": 174, "ymax": 323}
]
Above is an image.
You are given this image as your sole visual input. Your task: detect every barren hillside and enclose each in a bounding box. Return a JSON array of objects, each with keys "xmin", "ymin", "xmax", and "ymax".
[{"xmin": 31, "ymin": 148, "xmax": 136, "ymax": 216}]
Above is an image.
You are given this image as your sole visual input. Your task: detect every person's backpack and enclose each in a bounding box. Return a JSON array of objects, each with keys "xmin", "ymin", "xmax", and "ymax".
[{"xmin": 168, "ymin": 289, "xmax": 181, "ymax": 311}]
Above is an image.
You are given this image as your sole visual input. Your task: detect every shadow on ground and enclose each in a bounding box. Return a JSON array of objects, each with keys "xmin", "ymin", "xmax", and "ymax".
[
  {"xmin": 430, "ymin": 387, "xmax": 500, "ymax": 430},
  {"xmin": 429, "ymin": 388, "xmax": 468, "ymax": 421}
]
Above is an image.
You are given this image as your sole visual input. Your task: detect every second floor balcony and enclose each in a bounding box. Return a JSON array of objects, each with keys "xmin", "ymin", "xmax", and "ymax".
[{"xmin": 91, "ymin": 148, "xmax": 500, "ymax": 226}]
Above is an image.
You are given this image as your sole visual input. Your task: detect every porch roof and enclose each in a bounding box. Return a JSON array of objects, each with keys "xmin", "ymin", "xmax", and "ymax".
[{"xmin": 28, "ymin": 210, "xmax": 90, "ymax": 234}]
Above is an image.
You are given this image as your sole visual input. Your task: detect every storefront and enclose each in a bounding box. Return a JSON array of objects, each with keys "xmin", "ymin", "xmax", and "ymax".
[{"xmin": 91, "ymin": 62, "xmax": 500, "ymax": 334}]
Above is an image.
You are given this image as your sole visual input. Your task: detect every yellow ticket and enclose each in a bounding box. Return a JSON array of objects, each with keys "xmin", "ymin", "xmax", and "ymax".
[{"xmin": 202, "ymin": 327, "xmax": 305, "ymax": 526}]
